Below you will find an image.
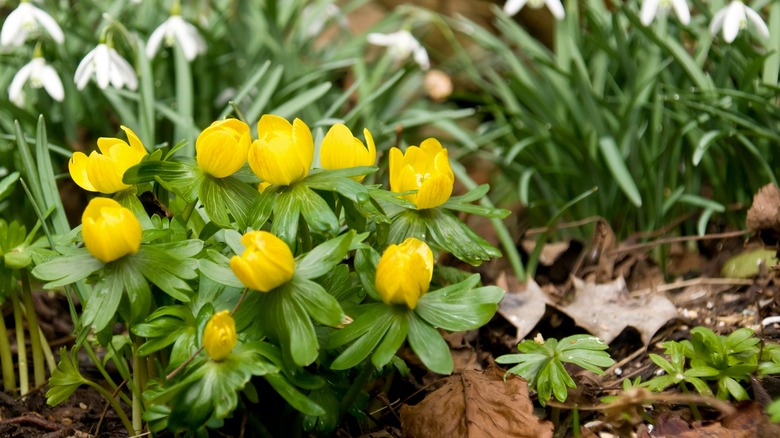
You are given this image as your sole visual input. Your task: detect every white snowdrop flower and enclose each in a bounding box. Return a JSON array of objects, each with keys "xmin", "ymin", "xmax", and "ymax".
[
  {"xmin": 710, "ymin": 1, "xmax": 769, "ymax": 43},
  {"xmin": 8, "ymin": 57, "xmax": 63, "ymax": 106},
  {"xmin": 74, "ymin": 43, "xmax": 138, "ymax": 91},
  {"xmin": 146, "ymin": 15, "xmax": 206, "ymax": 61},
  {"xmin": 367, "ymin": 30, "xmax": 430, "ymax": 70},
  {"xmin": 640, "ymin": 0, "xmax": 690, "ymax": 26},
  {"xmin": 1, "ymin": 1, "xmax": 64, "ymax": 49},
  {"xmin": 503, "ymin": 0, "xmax": 565, "ymax": 20}
]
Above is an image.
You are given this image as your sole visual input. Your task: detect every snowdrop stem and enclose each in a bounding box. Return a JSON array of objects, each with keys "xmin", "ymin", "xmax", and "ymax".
[
  {"xmin": 100, "ymin": 14, "xmax": 138, "ymax": 63},
  {"xmin": 763, "ymin": 3, "xmax": 780, "ymax": 85},
  {"xmin": 32, "ymin": 42, "xmax": 43, "ymax": 58},
  {"xmin": 171, "ymin": 0, "xmax": 181, "ymax": 16}
]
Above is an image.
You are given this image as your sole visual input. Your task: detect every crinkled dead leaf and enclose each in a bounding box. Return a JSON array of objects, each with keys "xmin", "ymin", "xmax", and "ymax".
[
  {"xmin": 552, "ymin": 277, "xmax": 678, "ymax": 345},
  {"xmin": 654, "ymin": 402, "xmax": 780, "ymax": 438},
  {"xmin": 400, "ymin": 366, "xmax": 552, "ymax": 438},
  {"xmin": 746, "ymin": 183, "xmax": 780, "ymax": 233},
  {"xmin": 497, "ymin": 274, "xmax": 548, "ymax": 342}
]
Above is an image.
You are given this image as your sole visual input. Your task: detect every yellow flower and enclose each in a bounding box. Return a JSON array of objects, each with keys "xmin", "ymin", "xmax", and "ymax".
[
  {"xmin": 69, "ymin": 126, "xmax": 148, "ymax": 194},
  {"xmin": 203, "ymin": 310, "xmax": 237, "ymax": 361},
  {"xmin": 196, "ymin": 118, "xmax": 251, "ymax": 178},
  {"xmin": 81, "ymin": 197, "xmax": 142, "ymax": 263},
  {"xmin": 230, "ymin": 231, "xmax": 295, "ymax": 292},
  {"xmin": 375, "ymin": 237, "xmax": 433, "ymax": 309},
  {"xmin": 320, "ymin": 124, "xmax": 376, "ymax": 181},
  {"xmin": 389, "ymin": 138, "xmax": 454, "ymax": 209},
  {"xmin": 248, "ymin": 115, "xmax": 313, "ymax": 186}
]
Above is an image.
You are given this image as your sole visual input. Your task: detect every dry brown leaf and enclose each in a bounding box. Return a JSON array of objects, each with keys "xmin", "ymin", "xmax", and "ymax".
[
  {"xmin": 553, "ymin": 277, "xmax": 678, "ymax": 345},
  {"xmin": 654, "ymin": 402, "xmax": 780, "ymax": 438},
  {"xmin": 747, "ymin": 183, "xmax": 780, "ymax": 233},
  {"xmin": 400, "ymin": 366, "xmax": 553, "ymax": 438},
  {"xmin": 496, "ymin": 274, "xmax": 548, "ymax": 342}
]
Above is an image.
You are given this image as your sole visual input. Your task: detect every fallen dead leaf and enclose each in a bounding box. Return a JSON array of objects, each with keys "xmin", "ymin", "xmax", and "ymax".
[
  {"xmin": 553, "ymin": 277, "xmax": 678, "ymax": 345},
  {"xmin": 400, "ymin": 366, "xmax": 553, "ymax": 438},
  {"xmin": 653, "ymin": 402, "xmax": 780, "ymax": 438},
  {"xmin": 496, "ymin": 274, "xmax": 548, "ymax": 342},
  {"xmin": 746, "ymin": 183, "xmax": 780, "ymax": 233}
]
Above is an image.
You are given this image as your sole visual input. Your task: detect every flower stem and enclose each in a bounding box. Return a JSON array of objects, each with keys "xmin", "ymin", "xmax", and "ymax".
[
  {"xmin": 83, "ymin": 342, "xmax": 133, "ymax": 406},
  {"xmin": 11, "ymin": 290, "xmax": 28, "ymax": 395},
  {"xmin": 0, "ymin": 313, "xmax": 16, "ymax": 391},
  {"xmin": 85, "ymin": 379, "xmax": 135, "ymax": 435},
  {"xmin": 20, "ymin": 270, "xmax": 45, "ymax": 387},
  {"xmin": 180, "ymin": 201, "xmax": 196, "ymax": 225},
  {"xmin": 339, "ymin": 361, "xmax": 375, "ymax": 418}
]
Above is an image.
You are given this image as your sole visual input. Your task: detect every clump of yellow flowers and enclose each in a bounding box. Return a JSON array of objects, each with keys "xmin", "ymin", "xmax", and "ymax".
[
  {"xmin": 81, "ymin": 197, "xmax": 142, "ymax": 263},
  {"xmin": 69, "ymin": 126, "xmax": 148, "ymax": 194},
  {"xmin": 230, "ymin": 230, "xmax": 295, "ymax": 292},
  {"xmin": 203, "ymin": 310, "xmax": 237, "ymax": 361}
]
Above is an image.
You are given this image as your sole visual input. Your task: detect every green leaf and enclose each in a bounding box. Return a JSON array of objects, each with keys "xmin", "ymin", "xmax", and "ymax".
[
  {"xmin": 407, "ymin": 312, "xmax": 452, "ymax": 375},
  {"xmin": 295, "ymin": 184, "xmax": 339, "ymax": 236},
  {"xmin": 598, "ymin": 136, "xmax": 641, "ymax": 207},
  {"xmin": 132, "ymin": 244, "xmax": 200, "ymax": 301},
  {"xmin": 291, "ymin": 276, "xmax": 346, "ymax": 327},
  {"xmin": 296, "ymin": 231, "xmax": 355, "ymax": 279},
  {"xmin": 31, "ymin": 249, "xmax": 103, "ymax": 288},
  {"xmin": 416, "ymin": 275, "xmax": 503, "ymax": 331},
  {"xmin": 721, "ymin": 249, "xmax": 778, "ymax": 279},
  {"xmin": 124, "ymin": 159, "xmax": 202, "ymax": 203},
  {"xmin": 304, "ymin": 167, "xmax": 374, "ymax": 203},
  {"xmin": 264, "ymin": 373, "xmax": 325, "ymax": 416},
  {"xmin": 424, "ymin": 208, "xmax": 501, "ymax": 266},
  {"xmin": 271, "ymin": 187, "xmax": 302, "ymax": 250},
  {"xmin": 199, "ymin": 175, "xmax": 260, "ymax": 228},
  {"xmin": 0, "ymin": 171, "xmax": 19, "ymax": 202},
  {"xmin": 442, "ymin": 184, "xmax": 510, "ymax": 218},
  {"xmin": 372, "ymin": 314, "xmax": 409, "ymax": 368},
  {"xmin": 354, "ymin": 248, "xmax": 381, "ymax": 301},
  {"xmin": 46, "ymin": 347, "xmax": 86, "ymax": 406},
  {"xmin": 82, "ymin": 268, "xmax": 124, "ymax": 332},
  {"xmin": 328, "ymin": 304, "xmax": 396, "ymax": 370},
  {"xmin": 199, "ymin": 252, "xmax": 244, "ymax": 289},
  {"xmin": 388, "ymin": 209, "xmax": 428, "ymax": 244}
]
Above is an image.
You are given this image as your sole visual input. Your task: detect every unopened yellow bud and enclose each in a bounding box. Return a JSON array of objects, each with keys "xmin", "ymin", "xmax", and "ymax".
[
  {"xmin": 196, "ymin": 118, "xmax": 251, "ymax": 178},
  {"xmin": 248, "ymin": 115, "xmax": 313, "ymax": 186},
  {"xmin": 81, "ymin": 197, "xmax": 142, "ymax": 263},
  {"xmin": 203, "ymin": 310, "xmax": 237, "ymax": 361},
  {"xmin": 230, "ymin": 231, "xmax": 295, "ymax": 292},
  {"xmin": 375, "ymin": 237, "xmax": 434, "ymax": 309},
  {"xmin": 320, "ymin": 124, "xmax": 376, "ymax": 181}
]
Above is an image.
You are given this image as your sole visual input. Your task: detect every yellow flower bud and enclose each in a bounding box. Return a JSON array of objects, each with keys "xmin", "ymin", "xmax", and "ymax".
[
  {"xmin": 196, "ymin": 119, "xmax": 251, "ymax": 178},
  {"xmin": 388, "ymin": 138, "xmax": 454, "ymax": 209},
  {"xmin": 375, "ymin": 237, "xmax": 434, "ymax": 309},
  {"xmin": 81, "ymin": 197, "xmax": 142, "ymax": 263},
  {"xmin": 69, "ymin": 126, "xmax": 148, "ymax": 194},
  {"xmin": 203, "ymin": 310, "xmax": 237, "ymax": 361},
  {"xmin": 230, "ymin": 231, "xmax": 295, "ymax": 292},
  {"xmin": 248, "ymin": 115, "xmax": 313, "ymax": 186},
  {"xmin": 320, "ymin": 124, "xmax": 376, "ymax": 181}
]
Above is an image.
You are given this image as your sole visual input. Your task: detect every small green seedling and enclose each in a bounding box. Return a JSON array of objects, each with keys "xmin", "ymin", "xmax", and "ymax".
[{"xmin": 496, "ymin": 334, "xmax": 614, "ymax": 406}]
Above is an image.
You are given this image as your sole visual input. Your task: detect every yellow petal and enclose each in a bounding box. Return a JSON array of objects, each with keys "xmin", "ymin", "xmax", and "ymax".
[
  {"xmin": 96, "ymin": 137, "xmax": 124, "ymax": 156},
  {"xmin": 69, "ymin": 152, "xmax": 97, "ymax": 192},
  {"xmin": 231, "ymin": 231, "xmax": 295, "ymax": 292},
  {"xmin": 120, "ymin": 125, "xmax": 147, "ymax": 156},
  {"xmin": 291, "ymin": 118, "xmax": 314, "ymax": 172},
  {"xmin": 320, "ymin": 124, "xmax": 355, "ymax": 170},
  {"xmin": 85, "ymin": 152, "xmax": 130, "ymax": 194},
  {"xmin": 203, "ymin": 310, "xmax": 237, "ymax": 361},
  {"xmin": 257, "ymin": 114, "xmax": 292, "ymax": 140},
  {"xmin": 415, "ymin": 172, "xmax": 453, "ymax": 209},
  {"xmin": 363, "ymin": 128, "xmax": 377, "ymax": 166},
  {"xmin": 388, "ymin": 147, "xmax": 405, "ymax": 192},
  {"xmin": 81, "ymin": 197, "xmax": 141, "ymax": 263}
]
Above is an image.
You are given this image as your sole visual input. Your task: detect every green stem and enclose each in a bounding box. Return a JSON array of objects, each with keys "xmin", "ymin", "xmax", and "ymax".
[
  {"xmin": 131, "ymin": 336, "xmax": 147, "ymax": 435},
  {"xmin": 572, "ymin": 406, "xmax": 580, "ymax": 438},
  {"xmin": 339, "ymin": 361, "xmax": 375, "ymax": 418},
  {"xmin": 85, "ymin": 380, "xmax": 135, "ymax": 435},
  {"xmin": 20, "ymin": 270, "xmax": 44, "ymax": 387},
  {"xmin": 180, "ymin": 201, "xmax": 196, "ymax": 225},
  {"xmin": 450, "ymin": 161, "xmax": 526, "ymax": 280},
  {"xmin": 11, "ymin": 291, "xmax": 28, "ymax": 395},
  {"xmin": 0, "ymin": 313, "xmax": 16, "ymax": 391},
  {"xmin": 83, "ymin": 343, "xmax": 133, "ymax": 406},
  {"xmin": 37, "ymin": 324, "xmax": 56, "ymax": 374}
]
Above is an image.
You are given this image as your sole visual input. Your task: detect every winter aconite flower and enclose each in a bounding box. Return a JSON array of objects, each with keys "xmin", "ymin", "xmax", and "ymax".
[
  {"xmin": 248, "ymin": 115, "xmax": 314, "ymax": 186},
  {"xmin": 710, "ymin": 1, "xmax": 769, "ymax": 43},
  {"xmin": 367, "ymin": 30, "xmax": 430, "ymax": 70},
  {"xmin": 74, "ymin": 43, "xmax": 138, "ymax": 91},
  {"xmin": 503, "ymin": 0, "xmax": 565, "ymax": 20},
  {"xmin": 0, "ymin": 1, "xmax": 64, "ymax": 49},
  {"xmin": 320, "ymin": 124, "xmax": 376, "ymax": 180},
  {"xmin": 230, "ymin": 231, "xmax": 295, "ymax": 292},
  {"xmin": 8, "ymin": 57, "xmax": 63, "ymax": 107},
  {"xmin": 81, "ymin": 197, "xmax": 142, "ymax": 263},
  {"xmin": 146, "ymin": 15, "xmax": 206, "ymax": 61},
  {"xmin": 203, "ymin": 310, "xmax": 237, "ymax": 361},
  {"xmin": 196, "ymin": 119, "xmax": 251, "ymax": 178},
  {"xmin": 375, "ymin": 237, "xmax": 434, "ymax": 309},
  {"xmin": 69, "ymin": 126, "xmax": 148, "ymax": 194},
  {"xmin": 640, "ymin": 0, "xmax": 690, "ymax": 26},
  {"xmin": 389, "ymin": 138, "xmax": 454, "ymax": 210}
]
